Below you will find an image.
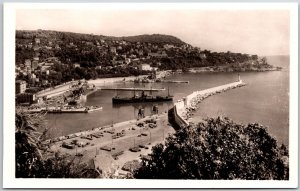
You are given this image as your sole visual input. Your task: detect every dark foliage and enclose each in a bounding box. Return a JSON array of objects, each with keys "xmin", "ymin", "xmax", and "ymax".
[
  {"xmin": 134, "ymin": 117, "xmax": 289, "ymax": 180},
  {"xmin": 115, "ymin": 34, "xmax": 185, "ymax": 45},
  {"xmin": 15, "ymin": 110, "xmax": 91, "ymax": 178},
  {"xmin": 15, "ymin": 30, "xmax": 269, "ymax": 87}
]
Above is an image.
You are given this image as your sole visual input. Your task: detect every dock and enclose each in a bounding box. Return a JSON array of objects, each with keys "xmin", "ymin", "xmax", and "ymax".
[
  {"xmin": 24, "ymin": 106, "xmax": 103, "ymax": 114},
  {"xmin": 99, "ymin": 87, "xmax": 166, "ymax": 91},
  {"xmin": 162, "ymin": 80, "xmax": 189, "ymax": 84}
]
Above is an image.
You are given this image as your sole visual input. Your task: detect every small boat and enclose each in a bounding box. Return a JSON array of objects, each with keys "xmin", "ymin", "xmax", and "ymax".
[{"xmin": 86, "ymin": 106, "xmax": 103, "ymax": 113}]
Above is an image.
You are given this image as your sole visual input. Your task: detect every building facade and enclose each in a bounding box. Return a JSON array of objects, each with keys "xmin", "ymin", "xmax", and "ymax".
[
  {"xmin": 16, "ymin": 93, "xmax": 36, "ymax": 104},
  {"xmin": 138, "ymin": 64, "xmax": 152, "ymax": 71},
  {"xmin": 31, "ymin": 60, "xmax": 38, "ymax": 70},
  {"xmin": 16, "ymin": 80, "xmax": 27, "ymax": 94}
]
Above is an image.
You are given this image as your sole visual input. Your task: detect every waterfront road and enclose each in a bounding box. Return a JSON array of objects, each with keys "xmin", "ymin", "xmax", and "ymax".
[
  {"xmin": 36, "ymin": 83, "xmax": 75, "ymax": 98},
  {"xmin": 49, "ymin": 113, "xmax": 175, "ymax": 175}
]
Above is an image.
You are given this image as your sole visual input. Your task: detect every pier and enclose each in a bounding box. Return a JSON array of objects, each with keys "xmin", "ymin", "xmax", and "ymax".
[
  {"xmin": 170, "ymin": 80, "xmax": 246, "ymax": 128},
  {"xmin": 99, "ymin": 87, "xmax": 166, "ymax": 91},
  {"xmin": 162, "ymin": 80, "xmax": 189, "ymax": 84}
]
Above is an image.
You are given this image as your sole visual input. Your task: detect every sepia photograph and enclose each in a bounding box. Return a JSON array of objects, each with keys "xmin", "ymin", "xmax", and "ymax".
[{"xmin": 3, "ymin": 2, "xmax": 298, "ymax": 189}]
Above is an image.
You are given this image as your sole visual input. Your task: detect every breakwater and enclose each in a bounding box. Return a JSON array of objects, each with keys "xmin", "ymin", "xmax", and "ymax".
[
  {"xmin": 79, "ymin": 88, "xmax": 99, "ymax": 102},
  {"xmin": 171, "ymin": 80, "xmax": 246, "ymax": 128}
]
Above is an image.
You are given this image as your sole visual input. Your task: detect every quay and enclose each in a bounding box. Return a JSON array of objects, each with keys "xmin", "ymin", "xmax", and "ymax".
[
  {"xmin": 24, "ymin": 106, "xmax": 103, "ymax": 114},
  {"xmin": 36, "ymin": 81, "xmax": 77, "ymax": 98},
  {"xmin": 99, "ymin": 87, "xmax": 166, "ymax": 91},
  {"xmin": 170, "ymin": 80, "xmax": 246, "ymax": 128},
  {"xmin": 162, "ymin": 80, "xmax": 189, "ymax": 84},
  {"xmin": 48, "ymin": 80, "xmax": 246, "ymax": 141}
]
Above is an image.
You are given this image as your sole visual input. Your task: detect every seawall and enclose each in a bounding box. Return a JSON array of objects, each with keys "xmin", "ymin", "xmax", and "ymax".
[
  {"xmin": 171, "ymin": 80, "xmax": 246, "ymax": 128},
  {"xmin": 36, "ymin": 75, "xmax": 148, "ymax": 98},
  {"xmin": 36, "ymin": 81, "xmax": 75, "ymax": 96},
  {"xmin": 88, "ymin": 75, "xmax": 148, "ymax": 85}
]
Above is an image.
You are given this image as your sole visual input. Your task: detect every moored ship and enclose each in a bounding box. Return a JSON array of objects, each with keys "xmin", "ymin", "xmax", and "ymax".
[{"xmin": 112, "ymin": 90, "xmax": 173, "ymax": 104}]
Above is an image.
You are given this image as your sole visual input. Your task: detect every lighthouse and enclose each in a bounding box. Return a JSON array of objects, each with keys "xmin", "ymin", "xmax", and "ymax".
[{"xmin": 238, "ymin": 73, "xmax": 241, "ymax": 82}]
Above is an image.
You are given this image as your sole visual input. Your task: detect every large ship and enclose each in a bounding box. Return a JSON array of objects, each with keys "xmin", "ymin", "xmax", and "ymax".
[{"xmin": 112, "ymin": 89, "xmax": 173, "ymax": 104}]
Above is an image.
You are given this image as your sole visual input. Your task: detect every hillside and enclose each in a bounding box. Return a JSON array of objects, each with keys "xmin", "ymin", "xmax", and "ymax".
[
  {"xmin": 15, "ymin": 29, "xmax": 277, "ymax": 89},
  {"xmin": 16, "ymin": 30, "xmax": 185, "ymax": 46},
  {"xmin": 113, "ymin": 34, "xmax": 185, "ymax": 45}
]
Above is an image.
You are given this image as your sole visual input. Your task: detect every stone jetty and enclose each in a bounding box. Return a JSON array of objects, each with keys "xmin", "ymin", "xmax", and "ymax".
[{"xmin": 172, "ymin": 80, "xmax": 246, "ymax": 128}]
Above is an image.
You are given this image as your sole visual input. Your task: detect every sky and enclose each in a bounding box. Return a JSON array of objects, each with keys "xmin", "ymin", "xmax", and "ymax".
[{"xmin": 16, "ymin": 9, "xmax": 290, "ymax": 56}]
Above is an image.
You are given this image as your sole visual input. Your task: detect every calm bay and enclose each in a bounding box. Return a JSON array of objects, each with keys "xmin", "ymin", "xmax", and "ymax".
[{"xmin": 45, "ymin": 56, "xmax": 289, "ymax": 145}]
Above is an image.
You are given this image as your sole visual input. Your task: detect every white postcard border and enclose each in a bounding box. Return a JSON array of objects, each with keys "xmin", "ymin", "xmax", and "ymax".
[{"xmin": 3, "ymin": 2, "xmax": 298, "ymax": 188}]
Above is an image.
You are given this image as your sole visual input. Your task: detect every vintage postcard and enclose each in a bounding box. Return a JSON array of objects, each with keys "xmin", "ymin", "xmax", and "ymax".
[{"xmin": 3, "ymin": 2, "xmax": 298, "ymax": 188}]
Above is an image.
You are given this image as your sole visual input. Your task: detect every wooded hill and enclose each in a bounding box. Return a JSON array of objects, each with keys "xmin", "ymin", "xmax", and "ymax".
[{"xmin": 15, "ymin": 30, "xmax": 275, "ymax": 86}]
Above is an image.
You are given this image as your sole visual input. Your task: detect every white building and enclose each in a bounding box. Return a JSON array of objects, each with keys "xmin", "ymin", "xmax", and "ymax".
[
  {"xmin": 24, "ymin": 59, "xmax": 31, "ymax": 68},
  {"xmin": 125, "ymin": 58, "xmax": 131, "ymax": 65},
  {"xmin": 40, "ymin": 65, "xmax": 51, "ymax": 72},
  {"xmin": 138, "ymin": 64, "xmax": 152, "ymax": 71},
  {"xmin": 163, "ymin": 44, "xmax": 175, "ymax": 49},
  {"xmin": 35, "ymin": 38, "xmax": 40, "ymax": 44},
  {"xmin": 16, "ymin": 80, "xmax": 27, "ymax": 94},
  {"xmin": 31, "ymin": 73, "xmax": 36, "ymax": 79},
  {"xmin": 74, "ymin": 63, "xmax": 81, "ymax": 68},
  {"xmin": 110, "ymin": 47, "xmax": 117, "ymax": 54}
]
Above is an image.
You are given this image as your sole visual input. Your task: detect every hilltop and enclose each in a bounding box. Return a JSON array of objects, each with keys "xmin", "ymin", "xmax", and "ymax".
[
  {"xmin": 16, "ymin": 30, "xmax": 185, "ymax": 46},
  {"xmin": 112, "ymin": 34, "xmax": 185, "ymax": 45}
]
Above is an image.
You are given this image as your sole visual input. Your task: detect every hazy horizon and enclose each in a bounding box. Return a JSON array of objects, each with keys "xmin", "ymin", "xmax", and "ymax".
[{"xmin": 16, "ymin": 9, "xmax": 290, "ymax": 56}]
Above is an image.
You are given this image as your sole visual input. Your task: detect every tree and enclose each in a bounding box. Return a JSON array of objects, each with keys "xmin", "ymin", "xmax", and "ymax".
[
  {"xmin": 260, "ymin": 57, "xmax": 268, "ymax": 65},
  {"xmin": 15, "ymin": 110, "xmax": 92, "ymax": 178},
  {"xmin": 134, "ymin": 117, "xmax": 289, "ymax": 180},
  {"xmin": 15, "ymin": 110, "xmax": 47, "ymax": 177}
]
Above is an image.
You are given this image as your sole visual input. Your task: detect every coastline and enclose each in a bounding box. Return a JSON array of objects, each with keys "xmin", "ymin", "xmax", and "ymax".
[
  {"xmin": 42, "ymin": 69, "xmax": 288, "ymax": 177},
  {"xmin": 188, "ymin": 65, "xmax": 281, "ymax": 73},
  {"xmin": 87, "ymin": 75, "xmax": 148, "ymax": 85},
  {"xmin": 36, "ymin": 66, "xmax": 279, "ymax": 98},
  {"xmin": 46, "ymin": 112, "xmax": 168, "ymax": 143},
  {"xmin": 86, "ymin": 66, "xmax": 280, "ymax": 85}
]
